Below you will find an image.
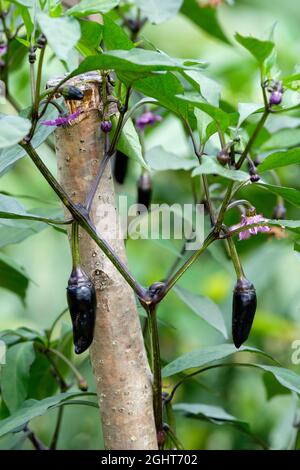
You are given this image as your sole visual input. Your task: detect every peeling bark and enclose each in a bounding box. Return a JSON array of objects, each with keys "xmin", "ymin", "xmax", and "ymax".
[{"xmin": 48, "ymin": 73, "xmax": 157, "ymax": 450}]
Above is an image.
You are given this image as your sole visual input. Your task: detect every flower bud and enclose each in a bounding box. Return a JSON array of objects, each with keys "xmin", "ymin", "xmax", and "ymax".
[
  {"xmin": 269, "ymin": 81, "xmax": 284, "ymax": 107},
  {"xmin": 137, "ymin": 173, "xmax": 152, "ymax": 209},
  {"xmin": 36, "ymin": 34, "xmax": 47, "ymax": 49},
  {"xmin": 67, "ymin": 266, "xmax": 96, "ymax": 354},
  {"xmin": 101, "ymin": 120, "xmax": 112, "ymax": 133},
  {"xmin": 59, "ymin": 85, "xmax": 84, "ymax": 101},
  {"xmin": 113, "ymin": 150, "xmax": 128, "ymax": 184},
  {"xmin": 232, "ymin": 277, "xmax": 257, "ymax": 348}
]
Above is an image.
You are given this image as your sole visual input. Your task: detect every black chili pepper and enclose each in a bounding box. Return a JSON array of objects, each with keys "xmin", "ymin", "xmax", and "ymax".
[
  {"xmin": 113, "ymin": 150, "xmax": 128, "ymax": 184},
  {"xmin": 232, "ymin": 277, "xmax": 257, "ymax": 348},
  {"xmin": 217, "ymin": 149, "xmax": 230, "ymax": 166},
  {"xmin": 67, "ymin": 266, "xmax": 96, "ymax": 354},
  {"xmin": 59, "ymin": 85, "xmax": 84, "ymax": 101},
  {"xmin": 137, "ymin": 172, "xmax": 152, "ymax": 209}
]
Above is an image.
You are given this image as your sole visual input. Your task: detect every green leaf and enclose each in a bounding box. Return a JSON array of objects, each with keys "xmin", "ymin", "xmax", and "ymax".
[
  {"xmin": 0, "ymin": 392, "xmax": 95, "ymax": 437},
  {"xmin": 0, "ymin": 194, "xmax": 64, "ymax": 225},
  {"xmin": 0, "ymin": 252, "xmax": 29, "ymax": 302},
  {"xmin": 27, "ymin": 352, "xmax": 58, "ymax": 401},
  {"xmin": 181, "ymin": 0, "xmax": 229, "ymax": 44},
  {"xmin": 173, "ymin": 403, "xmax": 248, "ymax": 427},
  {"xmin": 258, "ymin": 148, "xmax": 300, "ymax": 172},
  {"xmin": 194, "ymin": 108, "xmax": 213, "ymax": 143},
  {"xmin": 67, "ymin": 0, "xmax": 120, "ymax": 17},
  {"xmin": 145, "ymin": 146, "xmax": 197, "ymax": 171},
  {"xmin": 1, "ymin": 342, "xmax": 36, "ymax": 413},
  {"xmin": 0, "ymin": 101, "xmax": 61, "ymax": 176},
  {"xmin": 162, "ymin": 343, "xmax": 273, "ymax": 378},
  {"xmin": 37, "ymin": 12, "xmax": 81, "ymax": 62},
  {"xmin": 77, "ymin": 19, "xmax": 103, "ymax": 56},
  {"xmin": 103, "ymin": 15, "xmax": 133, "ymax": 51},
  {"xmin": 176, "ymin": 93, "xmax": 229, "ymax": 131},
  {"xmin": 256, "ymin": 365, "xmax": 300, "ymax": 395},
  {"xmin": 262, "ymin": 128, "xmax": 300, "ymax": 151},
  {"xmin": 70, "ymin": 48, "xmax": 207, "ymax": 81},
  {"xmin": 0, "ymin": 327, "xmax": 46, "ymax": 347},
  {"xmin": 136, "ymin": 0, "xmax": 183, "ymax": 25},
  {"xmin": 113, "ymin": 116, "xmax": 148, "ymax": 169},
  {"xmin": 260, "ymin": 184, "xmax": 300, "ymax": 208},
  {"xmin": 184, "ymin": 70, "xmax": 221, "ymax": 107},
  {"xmin": 192, "ymin": 155, "xmax": 249, "ymax": 182},
  {"xmin": 0, "ymin": 115, "xmax": 31, "ymax": 149},
  {"xmin": 134, "ymin": 73, "xmax": 189, "ymax": 118},
  {"xmin": 173, "ymin": 285, "xmax": 227, "ymax": 338},
  {"xmin": 237, "ymin": 103, "xmax": 262, "ymax": 128},
  {"xmin": 235, "ymin": 33, "xmax": 274, "ymax": 65}
]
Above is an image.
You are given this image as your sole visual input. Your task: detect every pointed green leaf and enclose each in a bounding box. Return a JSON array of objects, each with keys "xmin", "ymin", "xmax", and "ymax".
[
  {"xmin": 37, "ymin": 12, "xmax": 81, "ymax": 62},
  {"xmin": 112, "ymin": 116, "xmax": 149, "ymax": 169},
  {"xmin": 192, "ymin": 156, "xmax": 249, "ymax": 182},
  {"xmin": 0, "ymin": 253, "xmax": 29, "ymax": 302},
  {"xmin": 0, "ymin": 115, "xmax": 31, "ymax": 149},
  {"xmin": 237, "ymin": 103, "xmax": 262, "ymax": 128},
  {"xmin": 258, "ymin": 148, "xmax": 300, "ymax": 172},
  {"xmin": 146, "ymin": 146, "xmax": 197, "ymax": 171},
  {"xmin": 162, "ymin": 343, "xmax": 273, "ymax": 378},
  {"xmin": 67, "ymin": 0, "xmax": 120, "ymax": 17},
  {"xmin": 1, "ymin": 342, "xmax": 36, "ymax": 413},
  {"xmin": 181, "ymin": 0, "xmax": 229, "ymax": 44},
  {"xmin": 136, "ymin": 0, "xmax": 183, "ymax": 25},
  {"xmin": 260, "ymin": 184, "xmax": 300, "ymax": 208},
  {"xmin": 103, "ymin": 15, "xmax": 133, "ymax": 51},
  {"xmin": 235, "ymin": 33, "xmax": 274, "ymax": 65},
  {"xmin": 173, "ymin": 403, "xmax": 248, "ymax": 428},
  {"xmin": 174, "ymin": 285, "xmax": 227, "ymax": 338}
]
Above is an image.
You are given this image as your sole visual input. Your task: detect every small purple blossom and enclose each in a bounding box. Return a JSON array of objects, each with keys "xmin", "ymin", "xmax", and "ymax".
[
  {"xmin": 101, "ymin": 120, "xmax": 112, "ymax": 133},
  {"xmin": 231, "ymin": 214, "xmax": 271, "ymax": 241},
  {"xmin": 42, "ymin": 109, "xmax": 81, "ymax": 127},
  {"xmin": 136, "ymin": 111, "xmax": 162, "ymax": 131},
  {"xmin": 0, "ymin": 43, "xmax": 7, "ymax": 57}
]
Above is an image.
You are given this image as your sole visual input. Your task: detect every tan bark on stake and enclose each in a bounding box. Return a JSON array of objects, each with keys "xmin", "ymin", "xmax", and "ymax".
[{"xmin": 48, "ymin": 72, "xmax": 157, "ymax": 450}]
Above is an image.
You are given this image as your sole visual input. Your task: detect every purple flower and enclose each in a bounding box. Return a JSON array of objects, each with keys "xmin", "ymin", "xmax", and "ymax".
[
  {"xmin": 136, "ymin": 111, "xmax": 162, "ymax": 131},
  {"xmin": 231, "ymin": 214, "xmax": 270, "ymax": 241},
  {"xmin": 0, "ymin": 43, "xmax": 7, "ymax": 57},
  {"xmin": 42, "ymin": 109, "xmax": 81, "ymax": 127}
]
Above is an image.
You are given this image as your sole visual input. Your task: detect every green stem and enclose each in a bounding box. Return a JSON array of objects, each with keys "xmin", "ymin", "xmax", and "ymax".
[
  {"xmin": 236, "ymin": 110, "xmax": 269, "ymax": 169},
  {"xmin": 108, "ymin": 86, "xmax": 131, "ymax": 156},
  {"xmin": 71, "ymin": 222, "xmax": 80, "ymax": 268},
  {"xmin": 47, "ymin": 307, "xmax": 68, "ymax": 346},
  {"xmin": 214, "ymin": 181, "xmax": 234, "ymax": 233},
  {"xmin": 147, "ymin": 304, "xmax": 163, "ymax": 432},
  {"xmin": 47, "ymin": 347, "xmax": 87, "ymax": 390},
  {"xmin": 227, "ymin": 199, "xmax": 255, "ymax": 212},
  {"xmin": 34, "ymin": 45, "xmax": 46, "ymax": 115},
  {"xmin": 226, "ymin": 236, "xmax": 245, "ymax": 279},
  {"xmin": 163, "ymin": 231, "xmax": 216, "ymax": 298},
  {"xmin": 49, "ymin": 406, "xmax": 63, "ymax": 450}
]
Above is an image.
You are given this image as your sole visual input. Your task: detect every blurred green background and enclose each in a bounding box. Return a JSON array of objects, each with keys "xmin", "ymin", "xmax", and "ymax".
[{"xmin": 1, "ymin": 0, "xmax": 300, "ymax": 450}]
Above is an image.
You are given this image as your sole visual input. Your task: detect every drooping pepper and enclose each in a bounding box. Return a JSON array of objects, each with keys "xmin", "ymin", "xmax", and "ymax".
[
  {"xmin": 67, "ymin": 266, "xmax": 96, "ymax": 354},
  {"xmin": 232, "ymin": 277, "xmax": 257, "ymax": 348},
  {"xmin": 67, "ymin": 223, "xmax": 96, "ymax": 354},
  {"xmin": 114, "ymin": 150, "xmax": 128, "ymax": 184},
  {"xmin": 137, "ymin": 172, "xmax": 152, "ymax": 209}
]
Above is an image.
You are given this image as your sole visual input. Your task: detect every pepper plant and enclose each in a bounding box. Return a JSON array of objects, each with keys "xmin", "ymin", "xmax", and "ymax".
[{"xmin": 1, "ymin": 0, "xmax": 300, "ymax": 451}]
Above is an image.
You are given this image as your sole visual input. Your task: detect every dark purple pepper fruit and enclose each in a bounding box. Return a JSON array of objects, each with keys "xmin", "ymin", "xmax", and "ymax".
[
  {"xmin": 137, "ymin": 173, "xmax": 152, "ymax": 209},
  {"xmin": 59, "ymin": 85, "xmax": 84, "ymax": 101},
  {"xmin": 273, "ymin": 202, "xmax": 286, "ymax": 220},
  {"xmin": 67, "ymin": 266, "xmax": 96, "ymax": 354},
  {"xmin": 250, "ymin": 173, "xmax": 260, "ymax": 183},
  {"xmin": 232, "ymin": 277, "xmax": 257, "ymax": 348},
  {"xmin": 114, "ymin": 150, "xmax": 128, "ymax": 184},
  {"xmin": 217, "ymin": 149, "xmax": 230, "ymax": 166},
  {"xmin": 101, "ymin": 120, "xmax": 112, "ymax": 133}
]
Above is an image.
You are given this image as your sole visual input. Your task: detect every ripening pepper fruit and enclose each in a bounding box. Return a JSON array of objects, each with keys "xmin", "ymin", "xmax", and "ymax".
[
  {"xmin": 59, "ymin": 85, "xmax": 84, "ymax": 101},
  {"xmin": 67, "ymin": 266, "xmax": 96, "ymax": 354},
  {"xmin": 137, "ymin": 172, "xmax": 152, "ymax": 209},
  {"xmin": 232, "ymin": 277, "xmax": 257, "ymax": 348},
  {"xmin": 114, "ymin": 150, "xmax": 128, "ymax": 184},
  {"xmin": 101, "ymin": 120, "xmax": 112, "ymax": 133},
  {"xmin": 217, "ymin": 149, "xmax": 230, "ymax": 166}
]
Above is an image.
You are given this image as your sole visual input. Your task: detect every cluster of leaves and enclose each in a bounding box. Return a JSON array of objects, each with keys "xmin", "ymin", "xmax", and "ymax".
[{"xmin": 1, "ymin": 0, "xmax": 300, "ymax": 450}]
